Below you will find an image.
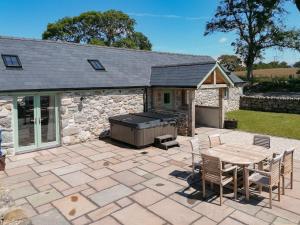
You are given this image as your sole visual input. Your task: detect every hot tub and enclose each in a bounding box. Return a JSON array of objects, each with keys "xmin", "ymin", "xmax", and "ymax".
[{"xmin": 109, "ymin": 113, "xmax": 177, "ymax": 148}]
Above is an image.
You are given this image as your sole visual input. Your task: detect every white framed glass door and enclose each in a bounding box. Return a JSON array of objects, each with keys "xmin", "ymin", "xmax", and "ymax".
[
  {"xmin": 38, "ymin": 95, "xmax": 59, "ymax": 148},
  {"xmin": 13, "ymin": 94, "xmax": 60, "ymax": 152}
]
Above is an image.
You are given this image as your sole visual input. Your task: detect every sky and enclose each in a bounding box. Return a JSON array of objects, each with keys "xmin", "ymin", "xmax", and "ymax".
[{"xmin": 0, "ymin": 0, "xmax": 299, "ymax": 64}]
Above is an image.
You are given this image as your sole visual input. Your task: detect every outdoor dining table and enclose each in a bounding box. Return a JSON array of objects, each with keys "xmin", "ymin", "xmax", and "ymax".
[{"xmin": 201, "ymin": 143, "xmax": 275, "ymax": 200}]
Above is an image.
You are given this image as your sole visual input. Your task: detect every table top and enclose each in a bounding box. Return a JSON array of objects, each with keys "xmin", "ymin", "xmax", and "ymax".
[{"xmin": 201, "ymin": 144, "xmax": 274, "ymax": 165}]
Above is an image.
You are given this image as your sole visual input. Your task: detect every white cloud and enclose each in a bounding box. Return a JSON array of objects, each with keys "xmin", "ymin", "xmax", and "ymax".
[
  {"xmin": 127, "ymin": 12, "xmax": 207, "ymax": 21},
  {"xmin": 219, "ymin": 37, "xmax": 228, "ymax": 43}
]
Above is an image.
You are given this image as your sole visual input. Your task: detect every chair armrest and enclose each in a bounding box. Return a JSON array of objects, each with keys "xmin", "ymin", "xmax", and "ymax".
[
  {"xmin": 222, "ymin": 165, "xmax": 237, "ymax": 173},
  {"xmin": 191, "ymin": 151, "xmax": 201, "ymax": 156},
  {"xmin": 180, "ymin": 150, "xmax": 201, "ymax": 156},
  {"xmin": 246, "ymin": 167, "xmax": 271, "ymax": 177}
]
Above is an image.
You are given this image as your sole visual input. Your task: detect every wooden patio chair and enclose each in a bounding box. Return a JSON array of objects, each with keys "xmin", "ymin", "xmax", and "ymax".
[
  {"xmin": 208, "ymin": 134, "xmax": 222, "ymax": 148},
  {"xmin": 208, "ymin": 134, "xmax": 234, "ymax": 170},
  {"xmin": 281, "ymin": 148, "xmax": 295, "ymax": 195},
  {"xmin": 189, "ymin": 138, "xmax": 202, "ymax": 178},
  {"xmin": 246, "ymin": 154, "xmax": 282, "ymax": 208},
  {"xmin": 253, "ymin": 135, "xmax": 271, "ymax": 149},
  {"xmin": 253, "ymin": 135, "xmax": 271, "ymax": 169},
  {"xmin": 201, "ymin": 154, "xmax": 237, "ymax": 206}
]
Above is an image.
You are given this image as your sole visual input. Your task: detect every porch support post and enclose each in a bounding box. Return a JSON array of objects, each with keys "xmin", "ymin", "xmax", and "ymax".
[
  {"xmin": 213, "ymin": 70, "xmax": 217, "ymax": 85},
  {"xmin": 188, "ymin": 90, "xmax": 195, "ymax": 137},
  {"xmin": 218, "ymin": 88, "xmax": 224, "ymax": 128}
]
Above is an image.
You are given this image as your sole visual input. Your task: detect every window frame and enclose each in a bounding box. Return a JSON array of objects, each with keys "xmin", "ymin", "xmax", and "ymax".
[
  {"xmin": 163, "ymin": 90, "xmax": 172, "ymax": 107},
  {"xmin": 1, "ymin": 54, "xmax": 22, "ymax": 69},
  {"xmin": 87, "ymin": 59, "xmax": 105, "ymax": 71},
  {"xmin": 224, "ymin": 88, "xmax": 229, "ymax": 100}
]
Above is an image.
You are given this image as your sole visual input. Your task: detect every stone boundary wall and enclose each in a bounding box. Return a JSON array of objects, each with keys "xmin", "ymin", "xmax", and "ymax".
[
  {"xmin": 0, "ymin": 96, "xmax": 13, "ymax": 149},
  {"xmin": 240, "ymin": 96, "xmax": 300, "ymax": 114},
  {"xmin": 61, "ymin": 88, "xmax": 144, "ymax": 145},
  {"xmin": 195, "ymin": 87, "xmax": 242, "ymax": 112}
]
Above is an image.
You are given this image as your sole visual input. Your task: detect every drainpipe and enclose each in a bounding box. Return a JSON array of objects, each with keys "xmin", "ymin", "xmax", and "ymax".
[
  {"xmin": 0, "ymin": 129, "xmax": 2, "ymax": 155},
  {"xmin": 0, "ymin": 129, "xmax": 6, "ymax": 171},
  {"xmin": 144, "ymin": 87, "xmax": 148, "ymax": 112}
]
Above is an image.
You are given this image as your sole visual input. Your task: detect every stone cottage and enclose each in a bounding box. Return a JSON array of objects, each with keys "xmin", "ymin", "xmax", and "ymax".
[{"xmin": 0, "ymin": 36, "xmax": 245, "ymax": 153}]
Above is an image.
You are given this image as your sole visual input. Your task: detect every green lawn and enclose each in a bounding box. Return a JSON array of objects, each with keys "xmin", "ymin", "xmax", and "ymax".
[{"xmin": 226, "ymin": 110, "xmax": 300, "ymax": 140}]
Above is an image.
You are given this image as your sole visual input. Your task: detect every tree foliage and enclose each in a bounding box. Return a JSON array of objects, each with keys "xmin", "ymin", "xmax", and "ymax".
[
  {"xmin": 253, "ymin": 61, "xmax": 290, "ymax": 69},
  {"xmin": 205, "ymin": 0, "xmax": 300, "ymax": 81},
  {"xmin": 217, "ymin": 54, "xmax": 244, "ymax": 71},
  {"xmin": 296, "ymin": 0, "xmax": 300, "ymax": 10},
  {"xmin": 42, "ymin": 10, "xmax": 152, "ymax": 50},
  {"xmin": 293, "ymin": 61, "xmax": 300, "ymax": 68}
]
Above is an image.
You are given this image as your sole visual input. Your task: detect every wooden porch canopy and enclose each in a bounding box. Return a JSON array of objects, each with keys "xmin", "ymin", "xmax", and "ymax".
[{"xmin": 150, "ymin": 61, "xmax": 235, "ymax": 89}]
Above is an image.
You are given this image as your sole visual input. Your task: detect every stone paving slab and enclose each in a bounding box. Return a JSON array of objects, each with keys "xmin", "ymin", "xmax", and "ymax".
[
  {"xmin": 112, "ymin": 203, "xmax": 165, "ymax": 225},
  {"xmin": 3, "ymin": 127, "xmax": 300, "ymax": 225},
  {"xmin": 89, "ymin": 184, "xmax": 134, "ymax": 207},
  {"xmin": 143, "ymin": 177, "xmax": 183, "ymax": 196},
  {"xmin": 52, "ymin": 193, "xmax": 97, "ymax": 220},
  {"xmin": 31, "ymin": 209, "xmax": 70, "ymax": 225},
  {"xmin": 51, "ymin": 163, "xmax": 87, "ymax": 176},
  {"xmin": 111, "ymin": 170, "xmax": 146, "ymax": 186},
  {"xmin": 148, "ymin": 198, "xmax": 201, "ymax": 225},
  {"xmin": 27, "ymin": 189, "xmax": 63, "ymax": 207},
  {"xmin": 60, "ymin": 171, "xmax": 94, "ymax": 187}
]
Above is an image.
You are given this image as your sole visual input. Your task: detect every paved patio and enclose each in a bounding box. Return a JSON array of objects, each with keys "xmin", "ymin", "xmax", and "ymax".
[{"xmin": 2, "ymin": 128, "xmax": 300, "ymax": 225}]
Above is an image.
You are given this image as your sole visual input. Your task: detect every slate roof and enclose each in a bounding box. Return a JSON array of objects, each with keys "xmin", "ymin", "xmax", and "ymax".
[
  {"xmin": 0, "ymin": 36, "xmax": 244, "ymax": 92},
  {"xmin": 228, "ymin": 73, "xmax": 246, "ymax": 84},
  {"xmin": 219, "ymin": 64, "xmax": 246, "ymax": 85},
  {"xmin": 150, "ymin": 62, "xmax": 216, "ymax": 87}
]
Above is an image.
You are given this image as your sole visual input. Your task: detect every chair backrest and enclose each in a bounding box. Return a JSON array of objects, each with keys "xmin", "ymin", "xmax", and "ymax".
[
  {"xmin": 282, "ymin": 148, "xmax": 295, "ymax": 175},
  {"xmin": 201, "ymin": 154, "xmax": 222, "ymax": 182},
  {"xmin": 189, "ymin": 138, "xmax": 200, "ymax": 153},
  {"xmin": 269, "ymin": 154, "xmax": 282, "ymax": 185},
  {"xmin": 253, "ymin": 135, "xmax": 270, "ymax": 149},
  {"xmin": 208, "ymin": 134, "xmax": 221, "ymax": 148}
]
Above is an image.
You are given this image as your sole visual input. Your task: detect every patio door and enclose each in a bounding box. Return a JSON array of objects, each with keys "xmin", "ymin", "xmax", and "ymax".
[{"xmin": 13, "ymin": 94, "xmax": 60, "ymax": 152}]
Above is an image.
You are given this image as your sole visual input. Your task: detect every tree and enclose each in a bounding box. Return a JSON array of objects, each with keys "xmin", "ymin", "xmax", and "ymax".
[
  {"xmin": 217, "ymin": 54, "xmax": 244, "ymax": 71},
  {"xmin": 293, "ymin": 61, "xmax": 300, "ymax": 67},
  {"xmin": 42, "ymin": 10, "xmax": 152, "ymax": 50},
  {"xmin": 131, "ymin": 32, "xmax": 152, "ymax": 50},
  {"xmin": 112, "ymin": 32, "xmax": 152, "ymax": 50},
  {"xmin": 205, "ymin": 0, "xmax": 300, "ymax": 81},
  {"xmin": 296, "ymin": 0, "xmax": 300, "ymax": 11},
  {"xmin": 253, "ymin": 61, "xmax": 290, "ymax": 69}
]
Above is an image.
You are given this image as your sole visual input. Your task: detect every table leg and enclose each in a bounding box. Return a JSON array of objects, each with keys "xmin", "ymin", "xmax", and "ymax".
[
  {"xmin": 243, "ymin": 165, "xmax": 249, "ymax": 200},
  {"xmin": 258, "ymin": 161, "xmax": 263, "ymax": 193}
]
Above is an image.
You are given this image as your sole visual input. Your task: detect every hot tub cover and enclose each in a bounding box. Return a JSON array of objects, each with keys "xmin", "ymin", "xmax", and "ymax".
[{"xmin": 109, "ymin": 114, "xmax": 161, "ymax": 129}]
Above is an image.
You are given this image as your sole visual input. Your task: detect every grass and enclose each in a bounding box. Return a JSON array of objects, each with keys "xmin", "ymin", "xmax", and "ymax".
[{"xmin": 226, "ymin": 110, "xmax": 300, "ymax": 140}]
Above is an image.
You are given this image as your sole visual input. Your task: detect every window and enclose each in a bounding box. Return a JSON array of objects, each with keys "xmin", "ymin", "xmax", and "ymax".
[
  {"xmin": 224, "ymin": 88, "xmax": 229, "ymax": 99},
  {"xmin": 163, "ymin": 91, "xmax": 171, "ymax": 105},
  {"xmin": 2, "ymin": 55, "xmax": 22, "ymax": 68},
  {"xmin": 88, "ymin": 59, "xmax": 105, "ymax": 71}
]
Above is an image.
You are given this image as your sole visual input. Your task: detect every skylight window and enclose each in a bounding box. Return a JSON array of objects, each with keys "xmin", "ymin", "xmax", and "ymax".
[
  {"xmin": 88, "ymin": 59, "xmax": 105, "ymax": 71},
  {"xmin": 2, "ymin": 55, "xmax": 22, "ymax": 68}
]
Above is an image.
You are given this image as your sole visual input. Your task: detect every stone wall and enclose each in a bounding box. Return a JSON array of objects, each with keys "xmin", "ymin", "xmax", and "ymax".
[
  {"xmin": 0, "ymin": 96, "xmax": 13, "ymax": 149},
  {"xmin": 195, "ymin": 87, "xmax": 242, "ymax": 112},
  {"xmin": 61, "ymin": 88, "xmax": 144, "ymax": 145},
  {"xmin": 149, "ymin": 88, "xmax": 190, "ymax": 136},
  {"xmin": 240, "ymin": 96, "xmax": 300, "ymax": 114},
  {"xmin": 150, "ymin": 109, "xmax": 189, "ymax": 136}
]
